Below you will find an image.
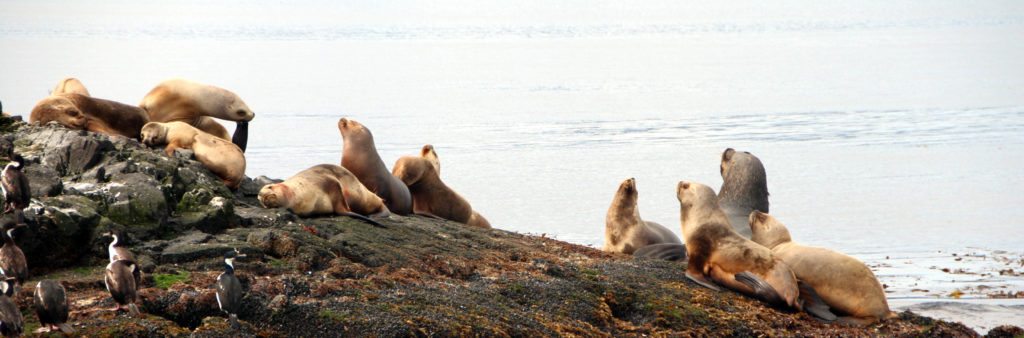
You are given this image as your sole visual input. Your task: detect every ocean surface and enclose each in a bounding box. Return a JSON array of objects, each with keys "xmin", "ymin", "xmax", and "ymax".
[{"xmin": 2, "ymin": 0, "xmax": 1023, "ymax": 331}]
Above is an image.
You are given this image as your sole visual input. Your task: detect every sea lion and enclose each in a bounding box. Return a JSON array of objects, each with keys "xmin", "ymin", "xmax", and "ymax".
[
  {"xmin": 337, "ymin": 118, "xmax": 412, "ymax": 215},
  {"xmin": 718, "ymin": 148, "xmax": 769, "ymax": 238},
  {"xmin": 676, "ymin": 181, "xmax": 801, "ymax": 310},
  {"xmin": 30, "ymin": 93, "xmax": 150, "ymax": 139},
  {"xmin": 140, "ymin": 121, "xmax": 245, "ymax": 189},
  {"xmin": 749, "ymin": 211, "xmax": 895, "ymax": 325},
  {"xmin": 140, "ymin": 79, "xmax": 254, "ymax": 150},
  {"xmin": 258, "ymin": 164, "xmax": 388, "ymax": 226},
  {"xmin": 392, "ymin": 145, "xmax": 490, "ymax": 228},
  {"xmin": 604, "ymin": 178, "xmax": 681, "ymax": 254},
  {"xmin": 51, "ymin": 77, "xmax": 91, "ymax": 96}
]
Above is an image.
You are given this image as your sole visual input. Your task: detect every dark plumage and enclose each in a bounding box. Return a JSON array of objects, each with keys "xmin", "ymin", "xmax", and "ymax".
[
  {"xmin": 0, "ymin": 278, "xmax": 23, "ymax": 337},
  {"xmin": 34, "ymin": 280, "xmax": 74, "ymax": 334},
  {"xmin": 105, "ymin": 259, "xmax": 140, "ymax": 316},
  {"xmin": 216, "ymin": 249, "xmax": 246, "ymax": 329},
  {"xmin": 0, "ymin": 214, "xmax": 27, "ymax": 284},
  {"xmin": 1, "ymin": 154, "xmax": 30, "ymax": 214}
]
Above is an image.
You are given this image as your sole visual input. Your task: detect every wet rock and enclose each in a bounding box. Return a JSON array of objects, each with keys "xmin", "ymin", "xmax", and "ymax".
[
  {"xmin": 987, "ymin": 325, "xmax": 1024, "ymax": 338},
  {"xmin": 236, "ymin": 205, "xmax": 298, "ymax": 228},
  {"xmin": 20, "ymin": 195, "xmax": 103, "ymax": 268},
  {"xmin": 104, "ymin": 172, "xmax": 169, "ymax": 232},
  {"xmin": 17, "ymin": 125, "xmax": 112, "ymax": 176},
  {"xmin": 22, "ymin": 163, "xmax": 62, "ymax": 197},
  {"xmin": 237, "ymin": 175, "xmax": 281, "ymax": 197}
]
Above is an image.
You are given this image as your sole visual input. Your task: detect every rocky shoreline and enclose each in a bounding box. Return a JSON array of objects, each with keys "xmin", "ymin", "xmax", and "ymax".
[{"xmin": 0, "ymin": 117, "xmax": 1020, "ymax": 337}]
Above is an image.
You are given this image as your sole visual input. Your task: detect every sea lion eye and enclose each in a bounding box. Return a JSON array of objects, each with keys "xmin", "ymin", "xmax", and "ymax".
[{"xmin": 236, "ymin": 110, "xmax": 246, "ymax": 116}]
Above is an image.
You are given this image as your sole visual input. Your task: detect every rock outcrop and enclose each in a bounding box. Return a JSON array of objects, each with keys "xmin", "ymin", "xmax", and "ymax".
[{"xmin": 0, "ymin": 117, "xmax": 1016, "ymax": 337}]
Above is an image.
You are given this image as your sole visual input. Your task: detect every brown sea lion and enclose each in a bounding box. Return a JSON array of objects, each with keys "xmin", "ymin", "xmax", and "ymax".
[
  {"xmin": 677, "ymin": 181, "xmax": 801, "ymax": 310},
  {"xmin": 51, "ymin": 77, "xmax": 91, "ymax": 96},
  {"xmin": 140, "ymin": 122, "xmax": 245, "ymax": 189},
  {"xmin": 338, "ymin": 117, "xmax": 413, "ymax": 215},
  {"xmin": 749, "ymin": 211, "xmax": 895, "ymax": 325},
  {"xmin": 30, "ymin": 93, "xmax": 150, "ymax": 139},
  {"xmin": 604, "ymin": 178, "xmax": 681, "ymax": 254},
  {"xmin": 718, "ymin": 148, "xmax": 769, "ymax": 238},
  {"xmin": 258, "ymin": 164, "xmax": 388, "ymax": 226},
  {"xmin": 392, "ymin": 145, "xmax": 490, "ymax": 228},
  {"xmin": 140, "ymin": 79, "xmax": 254, "ymax": 150}
]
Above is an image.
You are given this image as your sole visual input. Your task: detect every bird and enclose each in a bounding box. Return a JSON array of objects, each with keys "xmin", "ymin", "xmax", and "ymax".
[
  {"xmin": 216, "ymin": 248, "xmax": 246, "ymax": 329},
  {"xmin": 0, "ymin": 276, "xmax": 23, "ymax": 337},
  {"xmin": 102, "ymin": 231, "xmax": 135, "ymax": 262},
  {"xmin": 0, "ymin": 153, "xmax": 30, "ymax": 214},
  {"xmin": 0, "ymin": 213, "xmax": 27, "ymax": 285},
  {"xmin": 105, "ymin": 259, "xmax": 141, "ymax": 317},
  {"xmin": 34, "ymin": 280, "xmax": 74, "ymax": 334}
]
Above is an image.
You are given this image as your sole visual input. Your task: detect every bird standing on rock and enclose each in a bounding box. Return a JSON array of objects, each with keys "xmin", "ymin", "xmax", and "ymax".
[
  {"xmin": 0, "ymin": 213, "xmax": 27, "ymax": 285},
  {"xmin": 34, "ymin": 279, "xmax": 74, "ymax": 334},
  {"xmin": 105, "ymin": 259, "xmax": 141, "ymax": 317},
  {"xmin": 216, "ymin": 248, "xmax": 246, "ymax": 329},
  {"xmin": 0, "ymin": 276, "xmax": 23, "ymax": 337},
  {"xmin": 0, "ymin": 153, "xmax": 30, "ymax": 214}
]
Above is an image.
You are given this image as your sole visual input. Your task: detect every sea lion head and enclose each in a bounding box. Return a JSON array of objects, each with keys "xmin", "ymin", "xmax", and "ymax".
[
  {"xmin": 719, "ymin": 148, "xmax": 769, "ymax": 211},
  {"xmin": 676, "ymin": 181, "xmax": 718, "ymax": 224},
  {"xmin": 337, "ymin": 117, "xmax": 375, "ymax": 145},
  {"xmin": 225, "ymin": 94, "xmax": 255, "ymax": 122},
  {"xmin": 139, "ymin": 122, "xmax": 169, "ymax": 146},
  {"xmin": 258, "ymin": 183, "xmax": 293, "ymax": 209},
  {"xmin": 613, "ymin": 177, "xmax": 638, "ymax": 206},
  {"xmin": 29, "ymin": 95, "xmax": 87, "ymax": 129},
  {"xmin": 607, "ymin": 178, "xmax": 640, "ymax": 224},
  {"xmin": 420, "ymin": 144, "xmax": 441, "ymax": 174},
  {"xmin": 748, "ymin": 211, "xmax": 792, "ymax": 249},
  {"xmin": 392, "ymin": 155, "xmax": 432, "ymax": 186}
]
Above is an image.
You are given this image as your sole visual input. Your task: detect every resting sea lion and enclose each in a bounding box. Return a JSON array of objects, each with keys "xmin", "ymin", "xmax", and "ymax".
[
  {"xmin": 749, "ymin": 211, "xmax": 895, "ymax": 325},
  {"xmin": 51, "ymin": 77, "xmax": 91, "ymax": 96},
  {"xmin": 392, "ymin": 145, "xmax": 490, "ymax": 228},
  {"xmin": 604, "ymin": 178, "xmax": 681, "ymax": 254},
  {"xmin": 30, "ymin": 93, "xmax": 150, "ymax": 139},
  {"xmin": 140, "ymin": 121, "xmax": 245, "ymax": 189},
  {"xmin": 718, "ymin": 148, "xmax": 769, "ymax": 238},
  {"xmin": 140, "ymin": 79, "xmax": 254, "ymax": 151},
  {"xmin": 677, "ymin": 181, "xmax": 801, "ymax": 310},
  {"xmin": 337, "ymin": 118, "xmax": 412, "ymax": 215},
  {"xmin": 258, "ymin": 164, "xmax": 388, "ymax": 227}
]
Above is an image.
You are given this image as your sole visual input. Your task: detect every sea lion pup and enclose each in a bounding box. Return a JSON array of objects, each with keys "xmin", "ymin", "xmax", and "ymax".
[
  {"xmin": 51, "ymin": 77, "xmax": 91, "ymax": 96},
  {"xmin": 392, "ymin": 145, "xmax": 491, "ymax": 228},
  {"xmin": 337, "ymin": 117, "xmax": 413, "ymax": 215},
  {"xmin": 718, "ymin": 148, "xmax": 769, "ymax": 238},
  {"xmin": 749, "ymin": 211, "xmax": 895, "ymax": 325},
  {"xmin": 676, "ymin": 181, "xmax": 801, "ymax": 310},
  {"xmin": 258, "ymin": 164, "xmax": 388, "ymax": 227},
  {"xmin": 140, "ymin": 78, "xmax": 254, "ymax": 150},
  {"xmin": 30, "ymin": 93, "xmax": 151, "ymax": 139},
  {"xmin": 140, "ymin": 121, "xmax": 245, "ymax": 189},
  {"xmin": 604, "ymin": 178, "xmax": 682, "ymax": 255}
]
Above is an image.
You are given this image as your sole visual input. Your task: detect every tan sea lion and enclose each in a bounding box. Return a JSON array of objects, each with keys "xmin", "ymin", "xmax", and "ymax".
[
  {"xmin": 337, "ymin": 118, "xmax": 413, "ymax": 215},
  {"xmin": 718, "ymin": 148, "xmax": 769, "ymax": 238},
  {"xmin": 749, "ymin": 211, "xmax": 895, "ymax": 325},
  {"xmin": 392, "ymin": 145, "xmax": 490, "ymax": 228},
  {"xmin": 677, "ymin": 181, "xmax": 801, "ymax": 310},
  {"xmin": 30, "ymin": 93, "xmax": 150, "ymax": 139},
  {"xmin": 258, "ymin": 164, "xmax": 387, "ymax": 226},
  {"xmin": 140, "ymin": 79, "xmax": 254, "ymax": 149},
  {"xmin": 51, "ymin": 77, "xmax": 91, "ymax": 96},
  {"xmin": 604, "ymin": 178, "xmax": 681, "ymax": 254},
  {"xmin": 140, "ymin": 121, "xmax": 245, "ymax": 189}
]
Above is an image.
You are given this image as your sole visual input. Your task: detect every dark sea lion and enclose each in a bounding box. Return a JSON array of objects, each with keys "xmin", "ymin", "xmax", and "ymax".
[
  {"xmin": 677, "ymin": 181, "xmax": 801, "ymax": 310},
  {"xmin": 749, "ymin": 211, "xmax": 895, "ymax": 325},
  {"xmin": 718, "ymin": 148, "xmax": 769, "ymax": 238},
  {"xmin": 30, "ymin": 93, "xmax": 150, "ymax": 139},
  {"xmin": 338, "ymin": 118, "xmax": 413, "ymax": 215},
  {"xmin": 604, "ymin": 178, "xmax": 681, "ymax": 254}
]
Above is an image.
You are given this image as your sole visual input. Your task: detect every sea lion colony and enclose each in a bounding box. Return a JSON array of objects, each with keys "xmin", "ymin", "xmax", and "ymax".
[{"xmin": 0, "ymin": 77, "xmax": 892, "ymax": 333}]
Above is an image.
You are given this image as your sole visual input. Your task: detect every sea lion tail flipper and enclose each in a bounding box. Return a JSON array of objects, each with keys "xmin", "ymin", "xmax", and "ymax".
[
  {"xmin": 734, "ymin": 271, "xmax": 786, "ymax": 308},
  {"xmin": 57, "ymin": 323, "xmax": 75, "ymax": 334},
  {"xmin": 232, "ymin": 121, "xmax": 248, "ymax": 152},
  {"xmin": 685, "ymin": 271, "xmax": 722, "ymax": 291},
  {"xmin": 633, "ymin": 243, "xmax": 687, "ymax": 261},
  {"xmin": 128, "ymin": 303, "xmax": 141, "ymax": 317},
  {"xmin": 339, "ymin": 212, "xmax": 388, "ymax": 228},
  {"xmin": 798, "ymin": 281, "xmax": 837, "ymax": 321}
]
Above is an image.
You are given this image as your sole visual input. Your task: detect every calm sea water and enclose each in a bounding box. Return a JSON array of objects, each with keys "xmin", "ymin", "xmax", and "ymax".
[{"xmin": 2, "ymin": 1, "xmax": 1023, "ymax": 328}]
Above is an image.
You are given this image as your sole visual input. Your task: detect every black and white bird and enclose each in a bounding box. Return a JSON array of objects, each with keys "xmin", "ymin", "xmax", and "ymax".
[
  {"xmin": 216, "ymin": 248, "xmax": 246, "ymax": 328},
  {"xmin": 0, "ymin": 153, "xmax": 30, "ymax": 214},
  {"xmin": 104, "ymin": 259, "xmax": 141, "ymax": 317},
  {"xmin": 0, "ymin": 276, "xmax": 23, "ymax": 337},
  {"xmin": 0, "ymin": 214, "xmax": 27, "ymax": 285},
  {"xmin": 34, "ymin": 279, "xmax": 73, "ymax": 334}
]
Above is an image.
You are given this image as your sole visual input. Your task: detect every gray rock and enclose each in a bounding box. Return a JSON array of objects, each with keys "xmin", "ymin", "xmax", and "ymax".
[
  {"xmin": 236, "ymin": 175, "xmax": 282, "ymax": 197},
  {"xmin": 23, "ymin": 163, "xmax": 62, "ymax": 197}
]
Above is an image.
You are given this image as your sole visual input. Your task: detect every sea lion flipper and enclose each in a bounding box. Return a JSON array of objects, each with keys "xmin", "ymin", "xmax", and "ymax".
[
  {"xmin": 232, "ymin": 121, "xmax": 248, "ymax": 152},
  {"xmin": 633, "ymin": 243, "xmax": 687, "ymax": 261},
  {"xmin": 798, "ymin": 281, "xmax": 837, "ymax": 321},
  {"xmin": 338, "ymin": 212, "xmax": 388, "ymax": 228},
  {"xmin": 685, "ymin": 271, "xmax": 721, "ymax": 291},
  {"xmin": 734, "ymin": 271, "xmax": 786, "ymax": 307}
]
